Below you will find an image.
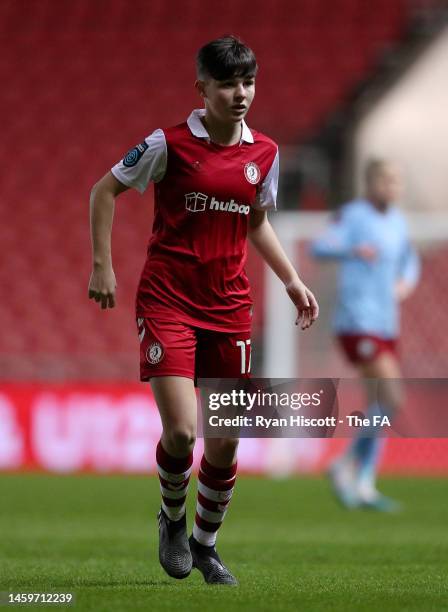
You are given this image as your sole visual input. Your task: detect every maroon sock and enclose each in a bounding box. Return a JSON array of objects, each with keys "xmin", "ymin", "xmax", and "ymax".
[
  {"xmin": 193, "ymin": 455, "xmax": 237, "ymax": 546},
  {"xmin": 156, "ymin": 440, "xmax": 193, "ymax": 521}
]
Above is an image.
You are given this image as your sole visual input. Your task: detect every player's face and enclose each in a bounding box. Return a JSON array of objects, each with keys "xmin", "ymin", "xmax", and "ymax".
[
  {"xmin": 369, "ymin": 164, "xmax": 403, "ymax": 207},
  {"xmin": 198, "ymin": 74, "xmax": 255, "ymax": 124}
]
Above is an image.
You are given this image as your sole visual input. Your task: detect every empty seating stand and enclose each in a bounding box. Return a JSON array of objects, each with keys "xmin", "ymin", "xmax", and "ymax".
[{"xmin": 0, "ymin": 0, "xmax": 414, "ymax": 379}]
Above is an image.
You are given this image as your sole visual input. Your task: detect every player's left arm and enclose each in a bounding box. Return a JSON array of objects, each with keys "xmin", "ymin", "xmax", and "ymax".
[
  {"xmin": 248, "ymin": 208, "xmax": 319, "ymax": 329},
  {"xmin": 396, "ymin": 241, "xmax": 421, "ymax": 301},
  {"xmin": 395, "ymin": 219, "xmax": 421, "ymax": 301}
]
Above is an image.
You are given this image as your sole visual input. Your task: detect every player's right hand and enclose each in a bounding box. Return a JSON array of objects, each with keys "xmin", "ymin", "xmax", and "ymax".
[
  {"xmin": 285, "ymin": 280, "xmax": 319, "ymax": 330},
  {"xmin": 88, "ymin": 265, "xmax": 117, "ymax": 309}
]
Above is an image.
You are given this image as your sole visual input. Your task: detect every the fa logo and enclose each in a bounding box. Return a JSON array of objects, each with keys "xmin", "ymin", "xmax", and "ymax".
[
  {"xmin": 244, "ymin": 162, "xmax": 261, "ymax": 185},
  {"xmin": 373, "ymin": 415, "xmax": 391, "ymax": 427},
  {"xmin": 185, "ymin": 192, "xmax": 208, "ymax": 212}
]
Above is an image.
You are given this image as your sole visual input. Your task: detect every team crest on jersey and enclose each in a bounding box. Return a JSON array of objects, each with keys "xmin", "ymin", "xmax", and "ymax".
[
  {"xmin": 123, "ymin": 141, "xmax": 149, "ymax": 167},
  {"xmin": 146, "ymin": 342, "xmax": 164, "ymax": 365},
  {"xmin": 244, "ymin": 162, "xmax": 261, "ymax": 185}
]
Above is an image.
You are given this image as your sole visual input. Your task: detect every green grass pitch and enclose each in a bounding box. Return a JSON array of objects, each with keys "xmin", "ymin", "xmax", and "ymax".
[{"xmin": 1, "ymin": 474, "xmax": 447, "ymax": 611}]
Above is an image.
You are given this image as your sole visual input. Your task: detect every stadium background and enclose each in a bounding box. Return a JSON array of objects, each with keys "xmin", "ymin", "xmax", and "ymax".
[
  {"xmin": 1, "ymin": 0, "xmax": 447, "ymax": 476},
  {"xmin": 2, "ymin": 2, "xmax": 448, "ymax": 610}
]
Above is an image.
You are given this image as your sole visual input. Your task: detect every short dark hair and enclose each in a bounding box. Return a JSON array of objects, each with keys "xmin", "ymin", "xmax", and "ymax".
[{"xmin": 196, "ymin": 35, "xmax": 258, "ymax": 81}]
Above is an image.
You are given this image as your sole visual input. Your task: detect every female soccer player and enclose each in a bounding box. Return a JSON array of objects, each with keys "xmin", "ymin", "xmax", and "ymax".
[
  {"xmin": 88, "ymin": 36, "xmax": 318, "ymax": 585},
  {"xmin": 311, "ymin": 159, "xmax": 420, "ymax": 511}
]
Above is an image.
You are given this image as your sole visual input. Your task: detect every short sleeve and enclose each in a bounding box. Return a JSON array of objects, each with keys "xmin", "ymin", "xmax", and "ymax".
[
  {"xmin": 111, "ymin": 129, "xmax": 167, "ymax": 194},
  {"xmin": 253, "ymin": 149, "xmax": 279, "ymax": 211}
]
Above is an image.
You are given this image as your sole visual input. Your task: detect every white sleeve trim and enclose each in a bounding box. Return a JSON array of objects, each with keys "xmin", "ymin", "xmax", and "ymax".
[
  {"xmin": 111, "ymin": 129, "xmax": 167, "ymax": 194},
  {"xmin": 253, "ymin": 149, "xmax": 279, "ymax": 211}
]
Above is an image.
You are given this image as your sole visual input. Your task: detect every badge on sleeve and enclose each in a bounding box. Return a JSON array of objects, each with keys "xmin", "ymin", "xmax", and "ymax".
[{"xmin": 123, "ymin": 141, "xmax": 149, "ymax": 167}]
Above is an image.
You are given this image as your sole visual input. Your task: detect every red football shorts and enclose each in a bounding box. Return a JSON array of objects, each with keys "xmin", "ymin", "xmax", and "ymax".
[
  {"xmin": 137, "ymin": 318, "xmax": 252, "ymax": 382},
  {"xmin": 337, "ymin": 334, "xmax": 398, "ymax": 365}
]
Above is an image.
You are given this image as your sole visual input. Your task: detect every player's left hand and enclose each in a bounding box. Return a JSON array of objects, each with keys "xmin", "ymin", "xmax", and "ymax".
[{"xmin": 285, "ymin": 279, "xmax": 319, "ymax": 330}]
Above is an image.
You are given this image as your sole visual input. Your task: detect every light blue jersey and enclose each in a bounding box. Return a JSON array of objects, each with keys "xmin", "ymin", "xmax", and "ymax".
[{"xmin": 311, "ymin": 199, "xmax": 420, "ymax": 338}]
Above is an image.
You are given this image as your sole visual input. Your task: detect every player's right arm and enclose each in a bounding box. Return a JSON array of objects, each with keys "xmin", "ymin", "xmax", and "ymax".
[
  {"xmin": 88, "ymin": 172, "xmax": 128, "ymax": 309},
  {"xmin": 88, "ymin": 129, "xmax": 167, "ymax": 310}
]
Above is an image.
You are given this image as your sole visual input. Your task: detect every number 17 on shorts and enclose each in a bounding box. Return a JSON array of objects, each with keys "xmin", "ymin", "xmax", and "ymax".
[{"xmin": 236, "ymin": 339, "xmax": 251, "ymax": 375}]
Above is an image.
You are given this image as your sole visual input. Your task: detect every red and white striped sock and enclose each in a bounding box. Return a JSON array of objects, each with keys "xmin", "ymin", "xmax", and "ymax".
[
  {"xmin": 193, "ymin": 455, "xmax": 237, "ymax": 547},
  {"xmin": 156, "ymin": 440, "xmax": 193, "ymax": 522}
]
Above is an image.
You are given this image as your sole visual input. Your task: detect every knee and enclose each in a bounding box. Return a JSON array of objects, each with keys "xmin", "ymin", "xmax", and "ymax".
[{"xmin": 164, "ymin": 427, "xmax": 196, "ymax": 456}]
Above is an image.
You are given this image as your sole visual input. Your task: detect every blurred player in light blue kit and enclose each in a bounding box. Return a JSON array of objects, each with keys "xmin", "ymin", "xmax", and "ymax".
[{"xmin": 311, "ymin": 159, "xmax": 420, "ymax": 510}]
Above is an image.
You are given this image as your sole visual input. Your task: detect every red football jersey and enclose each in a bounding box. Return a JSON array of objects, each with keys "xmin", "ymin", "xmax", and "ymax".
[{"xmin": 111, "ymin": 109, "xmax": 279, "ymax": 333}]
